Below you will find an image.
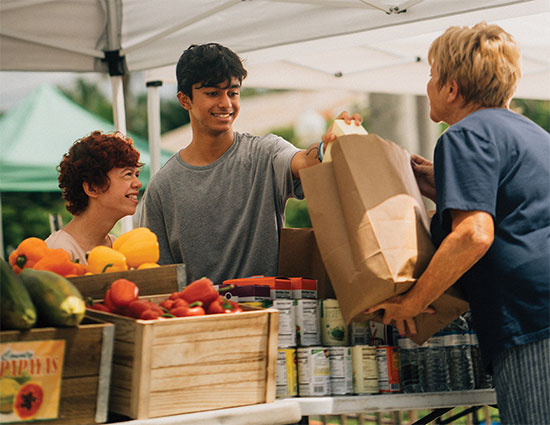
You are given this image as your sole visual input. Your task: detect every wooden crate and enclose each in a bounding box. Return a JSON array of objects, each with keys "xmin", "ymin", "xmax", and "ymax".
[
  {"xmin": 86, "ymin": 304, "xmax": 279, "ymax": 419},
  {"xmin": 68, "ymin": 263, "xmax": 186, "ymax": 300},
  {"xmin": 0, "ymin": 317, "xmax": 114, "ymax": 424}
]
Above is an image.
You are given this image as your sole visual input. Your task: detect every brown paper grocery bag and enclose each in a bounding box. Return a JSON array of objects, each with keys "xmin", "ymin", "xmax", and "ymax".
[{"xmin": 301, "ymin": 134, "xmax": 469, "ymax": 344}]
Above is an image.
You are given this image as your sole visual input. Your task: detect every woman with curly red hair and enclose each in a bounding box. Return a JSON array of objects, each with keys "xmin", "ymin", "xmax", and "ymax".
[{"xmin": 45, "ymin": 131, "xmax": 143, "ymax": 264}]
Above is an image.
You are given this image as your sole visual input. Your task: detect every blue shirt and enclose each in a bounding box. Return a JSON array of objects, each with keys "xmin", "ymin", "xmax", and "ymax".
[{"xmin": 430, "ymin": 108, "xmax": 550, "ymax": 368}]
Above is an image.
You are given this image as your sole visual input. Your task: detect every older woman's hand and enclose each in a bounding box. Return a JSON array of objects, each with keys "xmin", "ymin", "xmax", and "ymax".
[
  {"xmin": 411, "ymin": 154, "xmax": 436, "ymax": 202},
  {"xmin": 365, "ymin": 294, "xmax": 435, "ymax": 337}
]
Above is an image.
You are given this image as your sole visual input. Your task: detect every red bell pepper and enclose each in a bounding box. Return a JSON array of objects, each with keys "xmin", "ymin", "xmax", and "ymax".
[
  {"xmin": 169, "ymin": 306, "xmax": 189, "ymax": 317},
  {"xmin": 86, "ymin": 297, "xmax": 112, "ymax": 313},
  {"xmin": 207, "ymin": 296, "xmax": 242, "ymax": 314},
  {"xmin": 206, "ymin": 297, "xmax": 225, "ymax": 314},
  {"xmin": 127, "ymin": 299, "xmax": 162, "ymax": 319},
  {"xmin": 180, "ymin": 277, "xmax": 218, "ymax": 307},
  {"xmin": 104, "ymin": 288, "xmax": 118, "ymax": 312},
  {"xmin": 172, "ymin": 298, "xmax": 189, "ymax": 308},
  {"xmin": 109, "ymin": 279, "xmax": 139, "ymax": 308},
  {"xmin": 185, "ymin": 301, "xmax": 206, "ymax": 316},
  {"xmin": 140, "ymin": 309, "xmax": 161, "ymax": 320},
  {"xmin": 159, "ymin": 299, "xmax": 175, "ymax": 310},
  {"xmin": 88, "ymin": 303, "xmax": 112, "ymax": 313},
  {"xmin": 169, "ymin": 301, "xmax": 205, "ymax": 317}
]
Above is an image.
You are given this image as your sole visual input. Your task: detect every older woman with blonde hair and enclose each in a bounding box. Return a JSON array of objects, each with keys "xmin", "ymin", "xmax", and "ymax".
[
  {"xmin": 367, "ymin": 22, "xmax": 549, "ymax": 424},
  {"xmin": 46, "ymin": 131, "xmax": 143, "ymax": 264}
]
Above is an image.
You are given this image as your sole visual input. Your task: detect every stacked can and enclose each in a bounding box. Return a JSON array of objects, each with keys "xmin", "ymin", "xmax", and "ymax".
[
  {"xmin": 320, "ymin": 299, "xmax": 354, "ymax": 395},
  {"xmin": 276, "ymin": 348, "xmax": 298, "ymax": 398},
  {"xmin": 349, "ymin": 322, "xmax": 371, "ymax": 346},
  {"xmin": 295, "ymin": 297, "xmax": 325, "ymax": 396},
  {"xmin": 297, "ymin": 347, "xmax": 331, "ymax": 396},
  {"xmin": 351, "ymin": 345, "xmax": 379, "ymax": 394},
  {"xmin": 320, "ymin": 299, "xmax": 349, "ymax": 346},
  {"xmin": 327, "ymin": 347, "xmax": 353, "ymax": 395},
  {"xmin": 272, "ymin": 298, "xmax": 298, "ymax": 398},
  {"xmin": 295, "ymin": 299, "xmax": 321, "ymax": 347},
  {"xmin": 272, "ymin": 299, "xmax": 297, "ymax": 349},
  {"xmin": 376, "ymin": 346, "xmax": 401, "ymax": 393}
]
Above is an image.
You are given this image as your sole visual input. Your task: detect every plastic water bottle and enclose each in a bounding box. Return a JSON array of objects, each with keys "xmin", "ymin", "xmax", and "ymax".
[
  {"xmin": 397, "ymin": 336, "xmax": 421, "ymax": 393},
  {"xmin": 444, "ymin": 316, "xmax": 475, "ymax": 391},
  {"xmin": 422, "ymin": 330, "xmax": 450, "ymax": 392},
  {"xmin": 463, "ymin": 311, "xmax": 493, "ymax": 389},
  {"xmin": 469, "ymin": 330, "xmax": 493, "ymax": 389}
]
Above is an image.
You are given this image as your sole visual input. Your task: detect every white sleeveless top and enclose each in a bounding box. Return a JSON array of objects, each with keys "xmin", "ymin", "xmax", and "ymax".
[{"xmin": 45, "ymin": 229, "xmax": 116, "ymax": 265}]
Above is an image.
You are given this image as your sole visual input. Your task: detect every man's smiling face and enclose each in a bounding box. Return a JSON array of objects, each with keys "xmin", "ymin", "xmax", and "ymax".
[{"xmin": 181, "ymin": 77, "xmax": 241, "ymax": 136}]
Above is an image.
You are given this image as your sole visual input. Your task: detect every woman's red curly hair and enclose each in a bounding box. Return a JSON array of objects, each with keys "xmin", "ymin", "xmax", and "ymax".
[{"xmin": 58, "ymin": 131, "xmax": 144, "ymax": 215}]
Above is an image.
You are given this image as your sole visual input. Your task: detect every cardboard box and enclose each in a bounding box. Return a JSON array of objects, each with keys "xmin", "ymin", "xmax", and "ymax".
[
  {"xmin": 223, "ymin": 276, "xmax": 292, "ymax": 299},
  {"xmin": 289, "ymin": 277, "xmax": 317, "ymax": 299},
  {"xmin": 0, "ymin": 317, "xmax": 114, "ymax": 424},
  {"xmin": 217, "ymin": 284, "xmax": 271, "ymax": 302},
  {"xmin": 278, "ymin": 228, "xmax": 335, "ymax": 299},
  {"xmin": 86, "ymin": 300, "xmax": 279, "ymax": 419},
  {"xmin": 68, "ymin": 264, "xmax": 186, "ymax": 300}
]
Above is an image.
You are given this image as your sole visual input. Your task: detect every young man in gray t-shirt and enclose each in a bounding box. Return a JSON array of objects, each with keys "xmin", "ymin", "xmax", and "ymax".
[{"xmin": 141, "ymin": 43, "xmax": 361, "ymax": 284}]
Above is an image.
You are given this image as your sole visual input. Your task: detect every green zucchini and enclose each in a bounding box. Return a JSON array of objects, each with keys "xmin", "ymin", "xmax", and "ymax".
[
  {"xmin": 0, "ymin": 258, "xmax": 37, "ymax": 330},
  {"xmin": 19, "ymin": 269, "xmax": 85, "ymax": 327}
]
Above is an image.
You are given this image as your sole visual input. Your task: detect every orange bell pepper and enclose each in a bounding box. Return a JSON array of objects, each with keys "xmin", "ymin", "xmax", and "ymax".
[
  {"xmin": 33, "ymin": 248, "xmax": 80, "ymax": 277},
  {"xmin": 8, "ymin": 237, "xmax": 51, "ymax": 274}
]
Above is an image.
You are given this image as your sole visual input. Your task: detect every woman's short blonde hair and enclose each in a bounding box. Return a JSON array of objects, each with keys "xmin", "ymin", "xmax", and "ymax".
[{"xmin": 428, "ymin": 22, "xmax": 521, "ymax": 108}]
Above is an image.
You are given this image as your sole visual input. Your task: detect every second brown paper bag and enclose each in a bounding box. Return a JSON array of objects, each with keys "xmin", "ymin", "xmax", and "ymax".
[{"xmin": 301, "ymin": 134, "xmax": 468, "ymax": 344}]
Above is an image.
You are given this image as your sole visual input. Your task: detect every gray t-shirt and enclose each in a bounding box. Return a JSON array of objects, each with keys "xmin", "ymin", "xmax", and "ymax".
[{"xmin": 140, "ymin": 131, "xmax": 303, "ymax": 284}]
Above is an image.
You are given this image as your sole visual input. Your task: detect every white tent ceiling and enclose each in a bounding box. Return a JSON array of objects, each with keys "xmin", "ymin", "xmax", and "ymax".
[
  {"xmin": 142, "ymin": 0, "xmax": 550, "ymax": 100},
  {"xmin": 1, "ymin": 1, "xmax": 548, "ymax": 81}
]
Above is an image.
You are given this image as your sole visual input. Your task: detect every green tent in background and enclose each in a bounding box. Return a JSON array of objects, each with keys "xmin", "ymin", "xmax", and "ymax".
[{"xmin": 0, "ymin": 84, "xmax": 174, "ymax": 191}]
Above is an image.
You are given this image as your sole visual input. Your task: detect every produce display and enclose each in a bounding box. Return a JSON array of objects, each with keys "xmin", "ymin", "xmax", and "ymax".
[
  {"xmin": 0, "ymin": 257, "xmax": 84, "ymax": 329},
  {"xmin": 0, "ymin": 258, "xmax": 37, "ymax": 330},
  {"xmin": 112, "ymin": 227, "xmax": 160, "ymax": 268},
  {"xmin": 6, "ymin": 227, "xmax": 160, "ymax": 277},
  {"xmin": 19, "ymin": 269, "xmax": 86, "ymax": 327},
  {"xmin": 88, "ymin": 276, "xmax": 242, "ymax": 320}
]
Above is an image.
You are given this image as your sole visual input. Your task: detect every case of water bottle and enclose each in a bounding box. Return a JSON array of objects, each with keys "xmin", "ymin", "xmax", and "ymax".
[{"xmin": 398, "ymin": 312, "xmax": 493, "ymax": 393}]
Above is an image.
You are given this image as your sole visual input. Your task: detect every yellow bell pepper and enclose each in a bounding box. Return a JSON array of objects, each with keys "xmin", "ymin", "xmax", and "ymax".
[
  {"xmin": 113, "ymin": 227, "xmax": 159, "ymax": 269},
  {"xmin": 87, "ymin": 246, "xmax": 128, "ymax": 274},
  {"xmin": 137, "ymin": 263, "xmax": 160, "ymax": 270}
]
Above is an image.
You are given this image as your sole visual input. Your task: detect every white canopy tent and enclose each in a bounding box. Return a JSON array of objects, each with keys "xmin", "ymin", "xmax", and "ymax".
[{"xmin": 2, "ymin": 0, "xmax": 549, "ymax": 174}]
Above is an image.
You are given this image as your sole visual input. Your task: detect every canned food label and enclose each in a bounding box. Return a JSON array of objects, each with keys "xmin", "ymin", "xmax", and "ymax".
[
  {"xmin": 272, "ymin": 299, "xmax": 296, "ymax": 348},
  {"xmin": 376, "ymin": 346, "xmax": 401, "ymax": 393},
  {"xmin": 349, "ymin": 322, "xmax": 371, "ymax": 346},
  {"xmin": 320, "ymin": 299, "xmax": 349, "ymax": 346},
  {"xmin": 276, "ymin": 349, "xmax": 297, "ymax": 398},
  {"xmin": 295, "ymin": 300, "xmax": 321, "ymax": 347},
  {"xmin": 297, "ymin": 347, "xmax": 331, "ymax": 396},
  {"xmin": 328, "ymin": 347, "xmax": 353, "ymax": 395},
  {"xmin": 351, "ymin": 345, "xmax": 379, "ymax": 394}
]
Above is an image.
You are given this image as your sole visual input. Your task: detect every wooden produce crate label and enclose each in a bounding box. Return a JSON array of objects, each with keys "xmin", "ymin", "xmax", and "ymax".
[
  {"xmin": 0, "ymin": 340, "xmax": 65, "ymax": 422},
  {"xmin": 0, "ymin": 318, "xmax": 115, "ymax": 425}
]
